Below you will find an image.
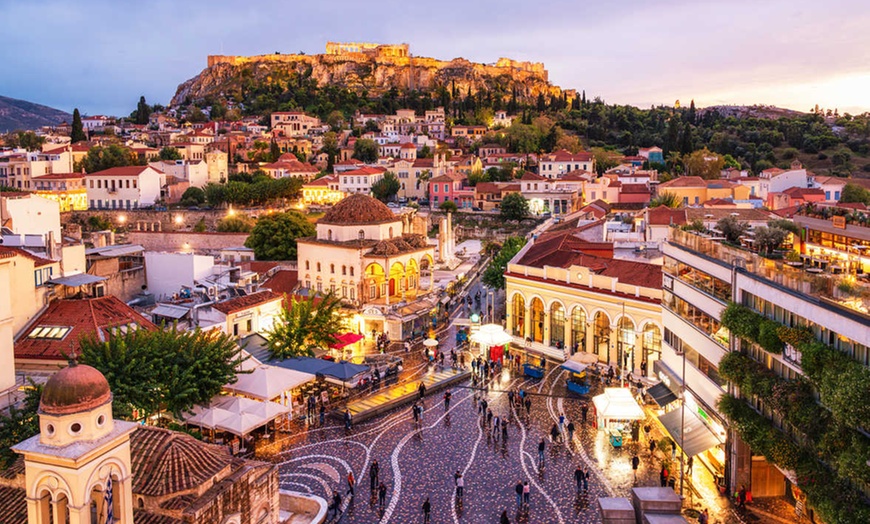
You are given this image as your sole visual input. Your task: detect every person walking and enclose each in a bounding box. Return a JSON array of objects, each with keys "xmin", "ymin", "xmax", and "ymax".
[
  {"xmin": 631, "ymin": 454, "xmax": 640, "ymax": 481},
  {"xmin": 344, "ymin": 409, "xmax": 353, "ymax": 430},
  {"xmin": 455, "ymin": 472, "xmax": 464, "ymax": 500},
  {"xmin": 418, "ymin": 382, "xmax": 427, "ymax": 403},
  {"xmin": 538, "ymin": 438, "xmax": 546, "ymax": 465},
  {"xmin": 508, "ymin": 389, "xmax": 514, "ymax": 407},
  {"xmin": 660, "ymin": 465, "xmax": 669, "ymax": 487},
  {"xmin": 500, "ymin": 509, "xmax": 511, "ymax": 524},
  {"xmin": 501, "ymin": 419, "xmax": 508, "ymax": 440},
  {"xmin": 422, "ymin": 497, "xmax": 431, "ymax": 523},
  {"xmin": 515, "ymin": 480, "xmax": 524, "ymax": 508},
  {"xmin": 686, "ymin": 455, "xmax": 694, "ymax": 476},
  {"xmin": 412, "ymin": 402, "xmax": 420, "ymax": 423},
  {"xmin": 583, "ymin": 468, "xmax": 589, "ymax": 492},
  {"xmin": 574, "ymin": 467, "xmax": 584, "ymax": 492},
  {"xmin": 493, "ymin": 415, "xmax": 501, "ymax": 440},
  {"xmin": 524, "ymin": 397, "xmax": 532, "ymax": 416},
  {"xmin": 370, "ymin": 460, "xmax": 380, "ymax": 491},
  {"xmin": 581, "ymin": 402, "xmax": 589, "ymax": 424},
  {"xmin": 698, "ymin": 508, "xmax": 709, "ymax": 524},
  {"xmin": 346, "ymin": 471, "xmax": 355, "ymax": 498},
  {"xmin": 319, "ymin": 403, "xmax": 325, "ymax": 426},
  {"xmin": 558, "ymin": 412, "xmax": 566, "ymax": 432},
  {"xmin": 329, "ymin": 491, "xmax": 342, "ymax": 520},
  {"xmin": 378, "ymin": 482, "xmax": 387, "ymax": 509},
  {"xmin": 738, "ymin": 485, "xmax": 747, "ymax": 511},
  {"xmin": 522, "ymin": 481, "xmax": 530, "ymax": 506},
  {"xmin": 566, "ymin": 421, "xmax": 575, "ymax": 443},
  {"xmin": 444, "ymin": 390, "xmax": 451, "ymax": 410},
  {"xmin": 550, "ymin": 423, "xmax": 561, "ymax": 444},
  {"xmin": 649, "ymin": 437, "xmax": 657, "ymax": 457}
]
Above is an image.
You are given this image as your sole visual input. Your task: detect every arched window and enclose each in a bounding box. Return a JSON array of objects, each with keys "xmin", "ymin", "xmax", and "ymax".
[
  {"xmin": 549, "ymin": 302, "xmax": 565, "ymax": 348},
  {"xmin": 342, "ymin": 265, "xmax": 347, "ymax": 275},
  {"xmin": 305, "ymin": 260, "xmax": 309, "ymax": 270},
  {"xmin": 330, "ymin": 264, "xmax": 335, "ymax": 274},
  {"xmin": 350, "ymin": 267, "xmax": 355, "ymax": 277},
  {"xmin": 328, "ymin": 229, "xmax": 333, "ymax": 241},
  {"xmin": 530, "ymin": 298, "xmax": 545, "ymax": 343},
  {"xmin": 316, "ymin": 262, "xmax": 321, "ymax": 272},
  {"xmin": 593, "ymin": 312, "xmax": 610, "ymax": 362},
  {"xmin": 389, "ymin": 227, "xmax": 394, "ymax": 238},
  {"xmin": 642, "ymin": 324, "xmax": 662, "ymax": 377},
  {"xmin": 617, "ymin": 317, "xmax": 636, "ymax": 372},
  {"xmin": 512, "ymin": 294, "xmax": 525, "ymax": 338},
  {"xmin": 359, "ymin": 230, "xmax": 365, "ymax": 240},
  {"xmin": 571, "ymin": 308, "xmax": 586, "ymax": 354}
]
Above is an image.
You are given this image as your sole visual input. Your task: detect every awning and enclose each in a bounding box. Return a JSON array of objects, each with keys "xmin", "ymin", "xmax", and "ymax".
[
  {"xmin": 647, "ymin": 382, "xmax": 678, "ymax": 408},
  {"xmin": 592, "ymin": 387, "xmax": 645, "ymax": 421},
  {"xmin": 329, "ymin": 333, "xmax": 364, "ymax": 349},
  {"xmin": 48, "ymin": 274, "xmax": 106, "ymax": 287},
  {"xmin": 658, "ymin": 408, "xmax": 723, "ymax": 458},
  {"xmin": 561, "ymin": 351, "xmax": 596, "ymax": 374},
  {"xmin": 561, "ymin": 360, "xmax": 588, "ymax": 374},
  {"xmin": 151, "ymin": 304, "xmax": 190, "ymax": 320},
  {"xmin": 223, "ymin": 365, "xmax": 315, "ymax": 400}
]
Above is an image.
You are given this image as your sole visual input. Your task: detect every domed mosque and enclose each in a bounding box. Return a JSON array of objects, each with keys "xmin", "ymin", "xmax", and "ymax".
[
  {"xmin": 296, "ymin": 193, "xmax": 436, "ymax": 339},
  {"xmin": 4, "ymin": 361, "xmax": 280, "ymax": 524}
]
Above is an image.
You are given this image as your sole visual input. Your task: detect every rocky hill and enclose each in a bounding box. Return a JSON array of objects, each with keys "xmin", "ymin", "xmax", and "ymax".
[
  {"xmin": 171, "ymin": 48, "xmax": 569, "ymax": 110},
  {"xmin": 697, "ymin": 104, "xmax": 806, "ymax": 120},
  {"xmin": 0, "ymin": 95, "xmax": 71, "ymax": 132}
]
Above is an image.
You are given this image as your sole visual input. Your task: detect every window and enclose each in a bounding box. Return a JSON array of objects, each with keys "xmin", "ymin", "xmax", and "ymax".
[
  {"xmin": 330, "ymin": 264, "xmax": 335, "ymax": 274},
  {"xmin": 350, "ymin": 288, "xmax": 355, "ymax": 300},
  {"xmin": 349, "ymin": 267, "xmax": 354, "ymax": 277},
  {"xmin": 132, "ymin": 179, "xmax": 137, "ymax": 188},
  {"xmin": 246, "ymin": 319, "xmax": 252, "ymax": 333},
  {"xmin": 328, "ymin": 229, "xmax": 333, "ymax": 241},
  {"xmin": 89, "ymin": 180, "xmax": 94, "ymax": 188},
  {"xmin": 316, "ymin": 262, "xmax": 321, "ymax": 272},
  {"xmin": 317, "ymin": 282, "xmax": 322, "ymax": 292},
  {"xmin": 444, "ymin": 184, "xmax": 449, "ymax": 192},
  {"xmin": 305, "ymin": 260, "xmax": 310, "ymax": 270},
  {"xmin": 342, "ymin": 265, "xmax": 347, "ymax": 275},
  {"xmin": 389, "ymin": 227, "xmax": 393, "ymax": 238},
  {"xmin": 359, "ymin": 230, "xmax": 365, "ymax": 240},
  {"xmin": 97, "ymin": 179, "xmax": 102, "ymax": 189}
]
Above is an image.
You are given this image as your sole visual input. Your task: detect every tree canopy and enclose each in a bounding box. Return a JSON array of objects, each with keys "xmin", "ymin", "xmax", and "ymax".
[
  {"xmin": 372, "ymin": 172, "xmax": 400, "ymax": 202},
  {"xmin": 482, "ymin": 236, "xmax": 528, "ymax": 289},
  {"xmin": 244, "ymin": 211, "xmax": 315, "ymax": 260},
  {"xmin": 649, "ymin": 191, "xmax": 682, "ymax": 209},
  {"xmin": 79, "ymin": 144, "xmax": 136, "ymax": 173},
  {"xmin": 159, "ymin": 146, "xmax": 182, "ymax": 161},
  {"xmin": 439, "ymin": 200, "xmax": 458, "ymax": 212},
  {"xmin": 716, "ymin": 216, "xmax": 750, "ymax": 244},
  {"xmin": 71, "ymin": 108, "xmax": 86, "ymax": 142},
  {"xmin": 840, "ymin": 183, "xmax": 870, "ymax": 205},
  {"xmin": 80, "ymin": 328, "xmax": 244, "ymax": 419},
  {"xmin": 0, "ymin": 381, "xmax": 42, "ymax": 468},
  {"xmin": 265, "ymin": 293, "xmax": 348, "ymax": 359},
  {"xmin": 353, "ymin": 138, "xmax": 379, "ymax": 163},
  {"xmin": 500, "ymin": 192, "xmax": 529, "ymax": 221}
]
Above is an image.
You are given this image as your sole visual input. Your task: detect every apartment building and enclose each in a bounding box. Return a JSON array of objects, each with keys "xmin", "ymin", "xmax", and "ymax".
[{"xmin": 86, "ymin": 165, "xmax": 163, "ymax": 209}]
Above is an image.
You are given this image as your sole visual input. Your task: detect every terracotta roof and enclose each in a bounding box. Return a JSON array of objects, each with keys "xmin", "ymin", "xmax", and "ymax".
[
  {"xmin": 319, "ymin": 194, "xmax": 397, "ymax": 225},
  {"xmin": 703, "ymin": 198, "xmax": 736, "ymax": 206},
  {"xmin": 132, "ymin": 511, "xmax": 183, "ymax": 524},
  {"xmin": 32, "ymin": 172, "xmax": 85, "ymax": 180},
  {"xmin": 130, "ymin": 426, "xmax": 232, "ymax": 497},
  {"xmin": 340, "ymin": 166, "xmax": 386, "ymax": 176},
  {"xmin": 544, "ymin": 149, "xmax": 594, "ymax": 162},
  {"xmin": 239, "ymin": 261, "xmax": 282, "ymax": 275},
  {"xmin": 560, "ymin": 170, "xmax": 593, "ymax": 181},
  {"xmin": 685, "ymin": 208, "xmax": 773, "ymax": 221},
  {"xmin": 212, "ymin": 290, "xmax": 282, "ymax": 315},
  {"xmin": 520, "ymin": 171, "xmax": 546, "ymax": 181},
  {"xmin": 261, "ymin": 159, "xmax": 318, "ymax": 173},
  {"xmin": 620, "ymin": 183, "xmax": 650, "ymax": 194},
  {"xmin": 400, "ymin": 142, "xmax": 417, "ymax": 149},
  {"xmin": 14, "ymin": 296, "xmax": 158, "ymax": 361},
  {"xmin": 367, "ymin": 235, "xmax": 430, "ymax": 256},
  {"xmin": 646, "ymin": 206, "xmax": 687, "ymax": 226},
  {"xmin": 0, "ymin": 247, "xmax": 55, "ymax": 267},
  {"xmin": 0, "ymin": 486, "xmax": 26, "ymax": 524},
  {"xmin": 658, "ymin": 176, "xmax": 706, "ymax": 188},
  {"xmin": 262, "ymin": 270, "xmax": 299, "ymax": 296},
  {"xmin": 412, "ymin": 159, "xmax": 434, "ymax": 168},
  {"xmin": 85, "ymin": 166, "xmax": 159, "ymax": 177}
]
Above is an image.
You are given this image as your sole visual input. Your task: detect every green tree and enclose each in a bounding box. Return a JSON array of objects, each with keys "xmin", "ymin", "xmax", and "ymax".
[
  {"xmin": 80, "ymin": 328, "xmax": 243, "ymax": 419},
  {"xmin": 0, "ymin": 381, "xmax": 43, "ymax": 468},
  {"xmin": 71, "ymin": 108, "xmax": 87, "ymax": 142},
  {"xmin": 6, "ymin": 131, "xmax": 45, "ymax": 151},
  {"xmin": 326, "ymin": 110, "xmax": 345, "ymax": 131},
  {"xmin": 80, "ymin": 144, "xmax": 135, "ymax": 173},
  {"xmin": 439, "ymin": 200, "xmax": 458, "ymax": 212},
  {"xmin": 265, "ymin": 293, "xmax": 348, "ymax": 359},
  {"xmin": 500, "ymin": 192, "xmax": 529, "ymax": 221},
  {"xmin": 419, "ymin": 144, "xmax": 432, "ymax": 158},
  {"xmin": 469, "ymin": 170, "xmax": 491, "ymax": 186},
  {"xmin": 372, "ymin": 172, "xmax": 400, "ymax": 202},
  {"xmin": 159, "ymin": 146, "xmax": 182, "ymax": 161},
  {"xmin": 716, "ymin": 215, "xmax": 750, "ymax": 244},
  {"xmin": 186, "ymin": 106, "xmax": 208, "ymax": 123},
  {"xmin": 216, "ymin": 215, "xmax": 255, "ymax": 233},
  {"xmin": 181, "ymin": 186, "xmax": 206, "ymax": 205},
  {"xmin": 135, "ymin": 96, "xmax": 151, "ymax": 125},
  {"xmin": 321, "ymin": 131, "xmax": 339, "ymax": 172},
  {"xmin": 193, "ymin": 217, "xmax": 207, "ymax": 232},
  {"xmin": 482, "ymin": 236, "xmax": 527, "ymax": 289},
  {"xmin": 592, "ymin": 147, "xmax": 619, "ymax": 176},
  {"xmin": 650, "ymin": 191, "xmax": 682, "ymax": 208},
  {"xmin": 680, "ymin": 121, "xmax": 693, "ymax": 155},
  {"xmin": 353, "ymin": 138, "xmax": 379, "ymax": 163},
  {"xmin": 270, "ymin": 140, "xmax": 281, "ymax": 162},
  {"xmin": 839, "ymin": 183, "xmax": 870, "ymax": 205},
  {"xmin": 752, "ymin": 226, "xmax": 789, "ymax": 255},
  {"xmin": 683, "ymin": 148, "xmax": 725, "ymax": 179},
  {"xmin": 203, "ymin": 183, "xmax": 227, "ymax": 206},
  {"xmin": 244, "ymin": 211, "xmax": 315, "ymax": 260}
]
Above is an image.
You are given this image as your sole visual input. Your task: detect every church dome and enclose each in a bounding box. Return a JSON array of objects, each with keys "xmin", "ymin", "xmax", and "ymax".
[
  {"xmin": 320, "ymin": 194, "xmax": 397, "ymax": 225},
  {"xmin": 40, "ymin": 362, "xmax": 112, "ymax": 416}
]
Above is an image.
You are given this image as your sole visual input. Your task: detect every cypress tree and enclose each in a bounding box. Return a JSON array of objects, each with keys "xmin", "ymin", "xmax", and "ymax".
[
  {"xmin": 664, "ymin": 117, "xmax": 680, "ymax": 156},
  {"xmin": 136, "ymin": 96, "xmax": 151, "ymax": 125},
  {"xmin": 71, "ymin": 108, "xmax": 86, "ymax": 143},
  {"xmin": 680, "ymin": 121, "xmax": 693, "ymax": 155}
]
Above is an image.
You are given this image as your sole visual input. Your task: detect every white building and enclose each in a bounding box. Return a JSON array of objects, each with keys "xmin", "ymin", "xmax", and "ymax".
[
  {"xmin": 337, "ymin": 167, "xmax": 387, "ymax": 194},
  {"xmin": 538, "ymin": 150, "xmax": 595, "ymax": 179},
  {"xmin": 143, "ymin": 252, "xmax": 215, "ymax": 300},
  {"xmin": 757, "ymin": 166, "xmax": 808, "ymax": 200},
  {"xmin": 86, "ymin": 165, "xmax": 163, "ymax": 209},
  {"xmin": 0, "ymin": 193, "xmax": 62, "ymax": 239},
  {"xmin": 149, "ymin": 159, "xmax": 208, "ymax": 188}
]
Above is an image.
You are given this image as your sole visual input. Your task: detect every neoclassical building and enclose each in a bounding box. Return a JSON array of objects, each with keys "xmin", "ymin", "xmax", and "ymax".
[
  {"xmin": 3, "ymin": 362, "xmax": 280, "ymax": 524},
  {"xmin": 296, "ymin": 194, "xmax": 436, "ymax": 339},
  {"xmin": 505, "ymin": 223, "xmax": 663, "ymax": 377}
]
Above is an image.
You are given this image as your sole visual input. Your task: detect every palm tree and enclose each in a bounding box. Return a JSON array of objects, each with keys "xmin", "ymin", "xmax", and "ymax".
[
  {"xmin": 650, "ymin": 191, "xmax": 681, "ymax": 209},
  {"xmin": 265, "ymin": 293, "xmax": 348, "ymax": 359}
]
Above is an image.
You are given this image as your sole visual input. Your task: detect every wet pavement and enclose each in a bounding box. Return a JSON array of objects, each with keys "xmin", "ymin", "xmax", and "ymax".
[{"xmin": 268, "ymin": 353, "xmax": 762, "ymax": 524}]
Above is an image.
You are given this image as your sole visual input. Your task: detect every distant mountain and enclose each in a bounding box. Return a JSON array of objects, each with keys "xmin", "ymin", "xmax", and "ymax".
[{"xmin": 0, "ymin": 95, "xmax": 72, "ymax": 132}]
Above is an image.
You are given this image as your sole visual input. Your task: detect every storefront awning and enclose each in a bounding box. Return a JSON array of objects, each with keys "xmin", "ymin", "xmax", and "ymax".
[
  {"xmin": 647, "ymin": 382, "xmax": 678, "ymax": 408},
  {"xmin": 658, "ymin": 408, "xmax": 722, "ymax": 458},
  {"xmin": 329, "ymin": 333, "xmax": 364, "ymax": 349}
]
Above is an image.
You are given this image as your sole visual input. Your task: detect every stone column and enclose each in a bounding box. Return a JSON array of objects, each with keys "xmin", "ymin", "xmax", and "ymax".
[
  {"xmin": 609, "ymin": 324, "xmax": 619, "ymax": 366},
  {"xmin": 542, "ymin": 312, "xmax": 550, "ymax": 347},
  {"xmin": 66, "ymin": 503, "xmax": 90, "ymax": 524},
  {"xmin": 564, "ymin": 320, "xmax": 573, "ymax": 357},
  {"xmin": 523, "ymin": 306, "xmax": 531, "ymax": 341},
  {"xmin": 585, "ymin": 323, "xmax": 594, "ymax": 355}
]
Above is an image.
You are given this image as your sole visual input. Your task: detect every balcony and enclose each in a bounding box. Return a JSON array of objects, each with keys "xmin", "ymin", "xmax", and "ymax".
[{"xmin": 669, "ymin": 228, "xmax": 870, "ymax": 317}]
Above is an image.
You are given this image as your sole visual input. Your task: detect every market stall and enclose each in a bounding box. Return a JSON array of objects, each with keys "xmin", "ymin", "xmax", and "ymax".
[
  {"xmin": 470, "ymin": 324, "xmax": 512, "ymax": 363},
  {"xmin": 592, "ymin": 387, "xmax": 645, "ymax": 447},
  {"xmin": 561, "ymin": 352, "xmax": 596, "ymax": 395}
]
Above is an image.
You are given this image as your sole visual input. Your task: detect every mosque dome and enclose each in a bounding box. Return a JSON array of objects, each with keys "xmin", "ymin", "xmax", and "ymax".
[
  {"xmin": 40, "ymin": 362, "xmax": 112, "ymax": 416},
  {"xmin": 320, "ymin": 194, "xmax": 397, "ymax": 225}
]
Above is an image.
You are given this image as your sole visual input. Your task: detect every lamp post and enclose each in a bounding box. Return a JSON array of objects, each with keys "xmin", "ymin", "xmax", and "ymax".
[{"xmin": 680, "ymin": 340, "xmax": 687, "ymax": 498}]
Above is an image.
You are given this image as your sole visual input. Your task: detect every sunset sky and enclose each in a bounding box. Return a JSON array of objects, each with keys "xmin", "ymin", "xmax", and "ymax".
[{"xmin": 4, "ymin": 0, "xmax": 869, "ymax": 116}]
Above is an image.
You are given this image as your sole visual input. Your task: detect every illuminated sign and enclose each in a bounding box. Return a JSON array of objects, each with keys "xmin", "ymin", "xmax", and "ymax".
[{"xmin": 832, "ymin": 216, "xmax": 846, "ymax": 229}]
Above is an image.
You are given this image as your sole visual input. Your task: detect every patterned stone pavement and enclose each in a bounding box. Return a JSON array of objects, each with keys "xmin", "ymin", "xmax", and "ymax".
[{"xmin": 271, "ymin": 355, "xmax": 757, "ymax": 524}]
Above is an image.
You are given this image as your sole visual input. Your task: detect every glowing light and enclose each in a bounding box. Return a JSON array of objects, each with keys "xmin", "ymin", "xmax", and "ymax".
[
  {"xmin": 174, "ymin": 215, "xmax": 183, "ymax": 225},
  {"xmin": 117, "ymin": 215, "xmax": 126, "ymax": 224}
]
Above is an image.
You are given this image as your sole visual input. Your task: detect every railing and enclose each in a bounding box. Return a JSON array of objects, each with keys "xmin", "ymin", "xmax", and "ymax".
[{"xmin": 669, "ymin": 228, "xmax": 870, "ymax": 316}]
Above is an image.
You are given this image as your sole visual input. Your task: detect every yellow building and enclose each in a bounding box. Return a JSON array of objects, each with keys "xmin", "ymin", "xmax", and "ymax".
[
  {"xmin": 33, "ymin": 173, "xmax": 89, "ymax": 211},
  {"xmin": 656, "ymin": 176, "xmax": 749, "ymax": 207},
  {"xmin": 505, "ymin": 225, "xmax": 663, "ymax": 377},
  {"xmin": 302, "ymin": 174, "xmax": 346, "ymax": 205}
]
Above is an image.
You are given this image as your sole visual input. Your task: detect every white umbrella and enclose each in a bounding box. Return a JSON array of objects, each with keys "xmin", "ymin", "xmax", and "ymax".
[
  {"xmin": 224, "ymin": 365, "xmax": 314, "ymax": 401},
  {"xmin": 568, "ymin": 352, "xmax": 599, "ymax": 365},
  {"xmin": 592, "ymin": 387, "xmax": 645, "ymax": 421},
  {"xmin": 423, "ymin": 338, "xmax": 439, "ymax": 347},
  {"xmin": 183, "ymin": 406, "xmax": 234, "ymax": 429},
  {"xmin": 213, "ymin": 395, "xmax": 262, "ymax": 415},
  {"xmin": 470, "ymin": 324, "xmax": 513, "ymax": 346},
  {"xmin": 215, "ymin": 412, "xmax": 270, "ymax": 437}
]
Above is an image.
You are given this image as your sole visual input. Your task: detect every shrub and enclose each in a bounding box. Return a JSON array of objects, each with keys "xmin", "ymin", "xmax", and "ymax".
[
  {"xmin": 758, "ymin": 319, "xmax": 784, "ymax": 354},
  {"xmin": 720, "ymin": 302, "xmax": 762, "ymax": 341}
]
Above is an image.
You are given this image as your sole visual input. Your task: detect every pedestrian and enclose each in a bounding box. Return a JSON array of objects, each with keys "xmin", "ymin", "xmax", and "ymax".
[
  {"xmin": 500, "ymin": 509, "xmax": 510, "ymax": 524},
  {"xmin": 378, "ymin": 482, "xmax": 387, "ymax": 508},
  {"xmin": 687, "ymin": 455, "xmax": 694, "ymax": 476},
  {"xmin": 501, "ymin": 419, "xmax": 508, "ymax": 440},
  {"xmin": 525, "ymin": 397, "xmax": 531, "ymax": 415},
  {"xmin": 344, "ymin": 409, "xmax": 353, "ymax": 430},
  {"xmin": 558, "ymin": 412, "xmax": 565, "ymax": 431},
  {"xmin": 444, "ymin": 390, "xmax": 451, "ymax": 410},
  {"xmin": 412, "ymin": 402, "xmax": 420, "ymax": 423},
  {"xmin": 455, "ymin": 472, "xmax": 464, "ymax": 500},
  {"xmin": 523, "ymin": 481, "xmax": 530, "ymax": 506},
  {"xmin": 698, "ymin": 508, "xmax": 709, "ymax": 524},
  {"xmin": 583, "ymin": 469, "xmax": 589, "ymax": 492},
  {"xmin": 346, "ymin": 471, "xmax": 355, "ymax": 497},
  {"xmin": 538, "ymin": 438, "xmax": 545, "ymax": 465},
  {"xmin": 567, "ymin": 421, "xmax": 575, "ymax": 443},
  {"xmin": 508, "ymin": 389, "xmax": 514, "ymax": 407},
  {"xmin": 370, "ymin": 460, "xmax": 380, "ymax": 490},
  {"xmin": 487, "ymin": 408, "xmax": 493, "ymax": 428},
  {"xmin": 574, "ymin": 467, "xmax": 584, "ymax": 492},
  {"xmin": 581, "ymin": 402, "xmax": 589, "ymax": 423},
  {"xmin": 643, "ymin": 423, "xmax": 651, "ymax": 442},
  {"xmin": 329, "ymin": 491, "xmax": 342, "ymax": 519},
  {"xmin": 738, "ymin": 485, "xmax": 747, "ymax": 511},
  {"xmin": 649, "ymin": 438, "xmax": 657, "ymax": 457},
  {"xmin": 418, "ymin": 382, "xmax": 427, "ymax": 402},
  {"xmin": 319, "ymin": 404, "xmax": 325, "ymax": 426},
  {"xmin": 631, "ymin": 453, "xmax": 640, "ymax": 481},
  {"xmin": 493, "ymin": 415, "xmax": 501, "ymax": 440},
  {"xmin": 515, "ymin": 480, "xmax": 523, "ymax": 508},
  {"xmin": 670, "ymin": 440, "xmax": 676, "ymax": 460},
  {"xmin": 660, "ymin": 465, "xmax": 669, "ymax": 487},
  {"xmin": 550, "ymin": 423, "xmax": 560, "ymax": 444},
  {"xmin": 422, "ymin": 497, "xmax": 431, "ymax": 523}
]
